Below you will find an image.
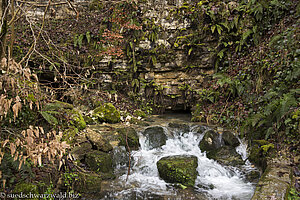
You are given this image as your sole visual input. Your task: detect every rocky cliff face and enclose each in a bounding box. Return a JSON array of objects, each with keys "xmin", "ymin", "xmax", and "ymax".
[{"xmin": 23, "ymin": 0, "xmax": 217, "ymax": 112}]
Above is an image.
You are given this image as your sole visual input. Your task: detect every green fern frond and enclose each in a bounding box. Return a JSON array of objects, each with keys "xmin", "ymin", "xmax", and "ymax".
[{"xmin": 40, "ymin": 111, "xmax": 58, "ymax": 125}]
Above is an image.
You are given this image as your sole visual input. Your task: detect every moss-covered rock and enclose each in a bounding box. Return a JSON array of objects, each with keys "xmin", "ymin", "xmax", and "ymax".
[
  {"xmin": 206, "ymin": 146, "xmax": 245, "ymax": 166},
  {"xmin": 222, "ymin": 131, "xmax": 240, "ymax": 148},
  {"xmin": 70, "ymin": 142, "xmax": 93, "ymax": 161},
  {"xmin": 62, "ymin": 126, "xmax": 79, "ymax": 144},
  {"xmin": 74, "ymin": 172, "xmax": 102, "ymax": 194},
  {"xmin": 84, "ymin": 150, "xmax": 113, "ymax": 174},
  {"xmin": 157, "ymin": 155, "xmax": 198, "ymax": 187},
  {"xmin": 13, "ymin": 182, "xmax": 39, "ymax": 200},
  {"xmin": 117, "ymin": 127, "xmax": 140, "ymax": 150},
  {"xmin": 92, "ymin": 103, "xmax": 120, "ymax": 123},
  {"xmin": 86, "ymin": 128, "xmax": 113, "ymax": 152},
  {"xmin": 68, "ymin": 109, "xmax": 86, "ymax": 130},
  {"xmin": 248, "ymin": 140, "xmax": 271, "ymax": 170},
  {"xmin": 129, "ymin": 117, "xmax": 150, "ymax": 126},
  {"xmin": 143, "ymin": 126, "xmax": 167, "ymax": 150},
  {"xmin": 199, "ymin": 129, "xmax": 224, "ymax": 152},
  {"xmin": 251, "ymin": 164, "xmax": 292, "ymax": 200},
  {"xmin": 83, "ymin": 115, "xmax": 95, "ymax": 125}
]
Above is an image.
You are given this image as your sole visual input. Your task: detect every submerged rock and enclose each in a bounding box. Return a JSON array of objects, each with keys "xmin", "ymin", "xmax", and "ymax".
[
  {"xmin": 143, "ymin": 126, "xmax": 167, "ymax": 149},
  {"xmin": 157, "ymin": 155, "xmax": 198, "ymax": 187},
  {"xmin": 93, "ymin": 103, "xmax": 120, "ymax": 123}
]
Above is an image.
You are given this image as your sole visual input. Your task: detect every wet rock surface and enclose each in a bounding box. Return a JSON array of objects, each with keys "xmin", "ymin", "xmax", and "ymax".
[
  {"xmin": 142, "ymin": 126, "xmax": 167, "ymax": 149},
  {"xmin": 157, "ymin": 155, "xmax": 198, "ymax": 187},
  {"xmin": 86, "ymin": 128, "xmax": 113, "ymax": 152},
  {"xmin": 207, "ymin": 146, "xmax": 245, "ymax": 166}
]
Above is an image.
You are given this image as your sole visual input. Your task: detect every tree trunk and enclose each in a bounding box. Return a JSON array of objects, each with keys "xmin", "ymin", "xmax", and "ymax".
[{"xmin": 0, "ymin": 0, "xmax": 8, "ymax": 59}]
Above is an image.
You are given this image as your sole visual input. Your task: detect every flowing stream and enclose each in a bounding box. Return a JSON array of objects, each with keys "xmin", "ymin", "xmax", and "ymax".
[{"xmin": 100, "ymin": 124, "xmax": 257, "ymax": 200}]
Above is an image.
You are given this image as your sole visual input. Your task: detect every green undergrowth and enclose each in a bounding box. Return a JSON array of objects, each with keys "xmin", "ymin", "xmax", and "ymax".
[{"xmin": 191, "ymin": 2, "xmax": 299, "ymax": 144}]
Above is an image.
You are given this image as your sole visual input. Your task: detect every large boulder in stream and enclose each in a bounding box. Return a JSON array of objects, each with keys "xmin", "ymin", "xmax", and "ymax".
[
  {"xmin": 199, "ymin": 129, "xmax": 244, "ymax": 166},
  {"xmin": 222, "ymin": 131, "xmax": 240, "ymax": 148},
  {"xmin": 143, "ymin": 126, "xmax": 167, "ymax": 149},
  {"xmin": 157, "ymin": 155, "xmax": 198, "ymax": 187},
  {"xmin": 199, "ymin": 130, "xmax": 224, "ymax": 152}
]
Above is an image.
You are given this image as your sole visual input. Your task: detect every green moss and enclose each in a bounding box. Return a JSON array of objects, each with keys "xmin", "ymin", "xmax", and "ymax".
[
  {"xmin": 249, "ymin": 144, "xmax": 267, "ymax": 170},
  {"xmin": 133, "ymin": 110, "xmax": 147, "ymax": 118},
  {"xmin": 74, "ymin": 172, "xmax": 102, "ymax": 193},
  {"xmin": 68, "ymin": 109, "xmax": 86, "ymax": 130},
  {"xmin": 157, "ymin": 155, "xmax": 198, "ymax": 187},
  {"xmin": 129, "ymin": 117, "xmax": 150, "ymax": 126},
  {"xmin": 83, "ymin": 115, "xmax": 95, "ymax": 125},
  {"xmin": 62, "ymin": 127, "xmax": 79, "ymax": 144},
  {"xmin": 84, "ymin": 150, "xmax": 113, "ymax": 174},
  {"xmin": 93, "ymin": 103, "xmax": 120, "ymax": 123},
  {"xmin": 13, "ymin": 183, "xmax": 39, "ymax": 200}
]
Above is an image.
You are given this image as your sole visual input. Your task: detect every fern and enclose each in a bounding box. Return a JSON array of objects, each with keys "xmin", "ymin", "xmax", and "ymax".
[{"xmin": 40, "ymin": 111, "xmax": 58, "ymax": 125}]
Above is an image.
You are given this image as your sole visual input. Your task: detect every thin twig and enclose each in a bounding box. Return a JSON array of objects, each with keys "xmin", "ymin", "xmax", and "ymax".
[
  {"xmin": 66, "ymin": 0, "xmax": 79, "ymax": 20},
  {"xmin": 125, "ymin": 130, "xmax": 131, "ymax": 182}
]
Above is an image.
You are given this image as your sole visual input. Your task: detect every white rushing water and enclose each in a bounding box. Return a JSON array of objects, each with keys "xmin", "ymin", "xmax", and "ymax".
[{"xmin": 109, "ymin": 125, "xmax": 256, "ymax": 200}]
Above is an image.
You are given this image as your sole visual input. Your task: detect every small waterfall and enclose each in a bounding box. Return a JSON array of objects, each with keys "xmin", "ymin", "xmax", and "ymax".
[{"xmin": 102, "ymin": 125, "xmax": 256, "ymax": 200}]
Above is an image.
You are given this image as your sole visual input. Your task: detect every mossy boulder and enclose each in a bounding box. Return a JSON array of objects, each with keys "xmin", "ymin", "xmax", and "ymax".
[
  {"xmin": 92, "ymin": 103, "xmax": 120, "ymax": 123},
  {"xmin": 70, "ymin": 142, "xmax": 93, "ymax": 161},
  {"xmin": 157, "ymin": 155, "xmax": 198, "ymax": 187},
  {"xmin": 206, "ymin": 146, "xmax": 245, "ymax": 166},
  {"xmin": 199, "ymin": 129, "xmax": 224, "ymax": 152},
  {"xmin": 248, "ymin": 140, "xmax": 271, "ymax": 170},
  {"xmin": 84, "ymin": 150, "xmax": 113, "ymax": 174},
  {"xmin": 86, "ymin": 128, "xmax": 113, "ymax": 152},
  {"xmin": 222, "ymin": 131, "xmax": 240, "ymax": 148},
  {"xmin": 13, "ymin": 182, "xmax": 39, "ymax": 200},
  {"xmin": 117, "ymin": 127, "xmax": 140, "ymax": 150},
  {"xmin": 68, "ymin": 109, "xmax": 86, "ymax": 130},
  {"xmin": 62, "ymin": 126, "xmax": 79, "ymax": 144},
  {"xmin": 74, "ymin": 172, "xmax": 102, "ymax": 194},
  {"xmin": 143, "ymin": 126, "xmax": 167, "ymax": 150},
  {"xmin": 83, "ymin": 115, "xmax": 95, "ymax": 125}
]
